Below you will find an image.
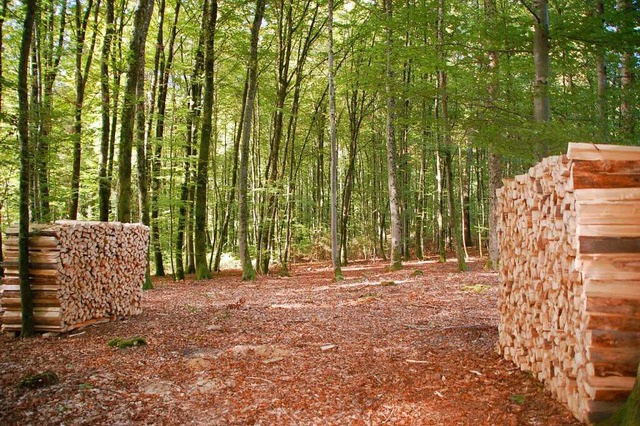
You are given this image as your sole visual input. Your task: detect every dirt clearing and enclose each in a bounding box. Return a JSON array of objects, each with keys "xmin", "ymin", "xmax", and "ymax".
[{"xmin": 0, "ymin": 257, "xmax": 580, "ymax": 425}]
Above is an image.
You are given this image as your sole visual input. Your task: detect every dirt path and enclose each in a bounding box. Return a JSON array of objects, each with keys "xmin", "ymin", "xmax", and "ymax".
[{"xmin": 0, "ymin": 258, "xmax": 580, "ymax": 425}]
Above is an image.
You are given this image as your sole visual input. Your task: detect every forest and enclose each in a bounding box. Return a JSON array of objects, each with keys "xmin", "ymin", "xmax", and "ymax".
[{"xmin": 1, "ymin": 0, "xmax": 638, "ymax": 281}]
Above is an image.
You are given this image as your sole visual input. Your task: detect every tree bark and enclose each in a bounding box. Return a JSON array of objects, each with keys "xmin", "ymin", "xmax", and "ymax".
[
  {"xmin": 384, "ymin": 0, "xmax": 402, "ymax": 271},
  {"xmin": 0, "ymin": 0, "xmax": 6, "ymax": 115},
  {"xmin": 0, "ymin": 0, "xmax": 8, "ymax": 277},
  {"xmin": 214, "ymin": 79, "xmax": 246, "ymax": 272},
  {"xmin": 69, "ymin": 0, "xmax": 98, "ymax": 220},
  {"xmin": 36, "ymin": 0, "xmax": 67, "ymax": 223},
  {"xmin": 98, "ymin": 0, "xmax": 115, "ymax": 221},
  {"xmin": 194, "ymin": 0, "xmax": 217, "ymax": 279},
  {"xmin": 117, "ymin": 0, "xmax": 154, "ymax": 223},
  {"xmin": 532, "ymin": 0, "xmax": 550, "ymax": 126},
  {"xmin": 598, "ymin": 363, "xmax": 640, "ymax": 425},
  {"xmin": 328, "ymin": 0, "xmax": 343, "ymax": 281},
  {"xmin": 486, "ymin": 0, "xmax": 502, "ymax": 269},
  {"xmin": 18, "ymin": 0, "xmax": 38, "ymax": 337},
  {"xmin": 617, "ymin": 0, "xmax": 635, "ymax": 139},
  {"xmin": 175, "ymin": 2, "xmax": 206, "ymax": 279},
  {"xmin": 438, "ymin": 0, "xmax": 466, "ymax": 271},
  {"xmin": 151, "ymin": 0, "xmax": 180, "ymax": 276},
  {"xmin": 594, "ymin": 0, "xmax": 608, "ymax": 142},
  {"xmin": 239, "ymin": 0, "xmax": 265, "ymax": 281}
]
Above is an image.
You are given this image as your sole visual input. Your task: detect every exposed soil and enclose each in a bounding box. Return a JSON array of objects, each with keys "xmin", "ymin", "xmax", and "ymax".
[{"xmin": 0, "ymin": 257, "xmax": 581, "ymax": 425}]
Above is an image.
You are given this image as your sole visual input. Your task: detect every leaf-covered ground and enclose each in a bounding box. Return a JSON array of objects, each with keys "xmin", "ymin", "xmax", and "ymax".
[{"xmin": 0, "ymin": 257, "xmax": 581, "ymax": 425}]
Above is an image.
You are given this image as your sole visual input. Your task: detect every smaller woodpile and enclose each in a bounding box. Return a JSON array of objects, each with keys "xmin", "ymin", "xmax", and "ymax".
[
  {"xmin": 1, "ymin": 220, "xmax": 149, "ymax": 333},
  {"xmin": 497, "ymin": 143, "xmax": 640, "ymax": 424}
]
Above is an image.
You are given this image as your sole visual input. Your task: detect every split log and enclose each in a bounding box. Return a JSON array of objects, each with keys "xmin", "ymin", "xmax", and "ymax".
[
  {"xmin": 498, "ymin": 143, "xmax": 640, "ymax": 424},
  {"xmin": 0, "ymin": 221, "xmax": 149, "ymax": 334}
]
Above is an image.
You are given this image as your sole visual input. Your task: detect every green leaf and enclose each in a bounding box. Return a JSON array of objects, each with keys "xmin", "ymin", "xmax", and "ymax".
[{"xmin": 510, "ymin": 394, "xmax": 525, "ymax": 405}]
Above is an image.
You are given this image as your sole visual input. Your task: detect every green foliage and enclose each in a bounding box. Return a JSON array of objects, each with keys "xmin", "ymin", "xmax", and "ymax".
[
  {"xmin": 0, "ymin": 0, "xmax": 636, "ymax": 273},
  {"xmin": 509, "ymin": 394, "xmax": 525, "ymax": 405},
  {"xmin": 461, "ymin": 284, "xmax": 492, "ymax": 294},
  {"xmin": 107, "ymin": 337, "xmax": 147, "ymax": 349},
  {"xmin": 18, "ymin": 370, "xmax": 59, "ymax": 390}
]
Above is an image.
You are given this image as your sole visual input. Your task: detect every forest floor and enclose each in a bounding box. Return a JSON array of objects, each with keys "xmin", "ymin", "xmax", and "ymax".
[{"xmin": 0, "ymin": 256, "xmax": 581, "ymax": 425}]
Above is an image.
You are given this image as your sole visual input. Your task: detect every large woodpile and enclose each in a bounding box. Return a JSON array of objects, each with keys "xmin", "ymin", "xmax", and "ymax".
[
  {"xmin": 497, "ymin": 143, "xmax": 640, "ymax": 424},
  {"xmin": 1, "ymin": 221, "xmax": 149, "ymax": 333}
]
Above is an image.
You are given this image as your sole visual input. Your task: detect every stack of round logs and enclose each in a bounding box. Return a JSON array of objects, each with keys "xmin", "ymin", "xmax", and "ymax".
[
  {"xmin": 497, "ymin": 143, "xmax": 640, "ymax": 424},
  {"xmin": 1, "ymin": 221, "xmax": 149, "ymax": 333}
]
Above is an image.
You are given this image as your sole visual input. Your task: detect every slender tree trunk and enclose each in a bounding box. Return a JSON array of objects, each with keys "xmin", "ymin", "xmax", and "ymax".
[
  {"xmin": 214, "ymin": 80, "xmax": 246, "ymax": 272},
  {"xmin": 239, "ymin": 0, "xmax": 265, "ymax": 281},
  {"xmin": 69, "ymin": 0, "xmax": 98, "ymax": 220},
  {"xmin": 117, "ymin": 0, "xmax": 154, "ymax": 222},
  {"xmin": 0, "ymin": 0, "xmax": 6, "ymax": 115},
  {"xmin": 595, "ymin": 0, "xmax": 608, "ymax": 141},
  {"xmin": 1, "ymin": 0, "xmax": 11, "ymax": 276},
  {"xmin": 437, "ymin": 0, "xmax": 466, "ymax": 271},
  {"xmin": 617, "ymin": 0, "xmax": 635, "ymax": 139},
  {"xmin": 105, "ymin": 1, "xmax": 125, "ymax": 220},
  {"xmin": 383, "ymin": 0, "xmax": 402, "ymax": 271},
  {"xmin": 415, "ymin": 123, "xmax": 427, "ymax": 261},
  {"xmin": 175, "ymin": 5, "xmax": 206, "ymax": 280},
  {"xmin": 37, "ymin": 0, "xmax": 67, "ymax": 223},
  {"xmin": 98, "ymin": 0, "xmax": 115, "ymax": 221},
  {"xmin": 532, "ymin": 0, "xmax": 550, "ymax": 128},
  {"xmin": 194, "ymin": 0, "xmax": 217, "ymax": 279},
  {"xmin": 485, "ymin": 0, "xmax": 502, "ymax": 268},
  {"xmin": 18, "ymin": 0, "xmax": 38, "ymax": 337},
  {"xmin": 328, "ymin": 0, "xmax": 343, "ymax": 281},
  {"xmin": 151, "ymin": 0, "xmax": 180, "ymax": 276},
  {"xmin": 136, "ymin": 50, "xmax": 149, "ymax": 227}
]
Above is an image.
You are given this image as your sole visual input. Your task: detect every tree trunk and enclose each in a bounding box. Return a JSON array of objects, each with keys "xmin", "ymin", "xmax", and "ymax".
[
  {"xmin": 175, "ymin": 3, "xmax": 206, "ymax": 279},
  {"xmin": 598, "ymin": 363, "xmax": 640, "ymax": 425},
  {"xmin": 328, "ymin": 0, "xmax": 343, "ymax": 281},
  {"xmin": 595, "ymin": 0, "xmax": 608, "ymax": 142},
  {"xmin": 617, "ymin": 0, "xmax": 635, "ymax": 140},
  {"xmin": 239, "ymin": 0, "xmax": 265, "ymax": 281},
  {"xmin": 485, "ymin": 0, "xmax": 502, "ymax": 269},
  {"xmin": 18, "ymin": 0, "xmax": 38, "ymax": 337},
  {"xmin": 0, "ymin": 0, "xmax": 8, "ymax": 277},
  {"xmin": 0, "ymin": 0, "xmax": 7, "ymax": 115},
  {"xmin": 437, "ymin": 0, "xmax": 466, "ymax": 272},
  {"xmin": 214, "ymin": 80, "xmax": 246, "ymax": 272},
  {"xmin": 533, "ymin": 0, "xmax": 550, "ymax": 127},
  {"xmin": 36, "ymin": 0, "xmax": 67, "ymax": 223},
  {"xmin": 151, "ymin": 0, "xmax": 180, "ymax": 277},
  {"xmin": 98, "ymin": 0, "xmax": 115, "ymax": 221},
  {"xmin": 117, "ymin": 0, "xmax": 154, "ymax": 223},
  {"xmin": 194, "ymin": 0, "xmax": 217, "ymax": 280},
  {"xmin": 69, "ymin": 0, "xmax": 98, "ymax": 220},
  {"xmin": 384, "ymin": 0, "xmax": 402, "ymax": 271}
]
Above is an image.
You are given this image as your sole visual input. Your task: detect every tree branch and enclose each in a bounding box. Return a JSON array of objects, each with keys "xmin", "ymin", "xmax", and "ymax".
[{"xmin": 519, "ymin": 0, "xmax": 540, "ymax": 24}]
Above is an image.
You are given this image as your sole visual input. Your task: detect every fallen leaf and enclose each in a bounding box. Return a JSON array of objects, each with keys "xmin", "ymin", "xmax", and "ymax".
[
  {"xmin": 320, "ymin": 344, "xmax": 337, "ymax": 351},
  {"xmin": 263, "ymin": 357, "xmax": 284, "ymax": 364},
  {"xmin": 470, "ymin": 370, "xmax": 482, "ymax": 376}
]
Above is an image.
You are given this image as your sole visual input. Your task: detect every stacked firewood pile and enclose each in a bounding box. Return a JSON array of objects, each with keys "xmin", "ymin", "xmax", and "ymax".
[
  {"xmin": 1, "ymin": 221, "xmax": 149, "ymax": 333},
  {"xmin": 497, "ymin": 142, "xmax": 640, "ymax": 424}
]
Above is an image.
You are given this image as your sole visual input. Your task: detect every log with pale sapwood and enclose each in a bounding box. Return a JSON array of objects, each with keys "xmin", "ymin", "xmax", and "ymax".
[
  {"xmin": 497, "ymin": 143, "xmax": 640, "ymax": 424},
  {"xmin": 0, "ymin": 221, "xmax": 149, "ymax": 333}
]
